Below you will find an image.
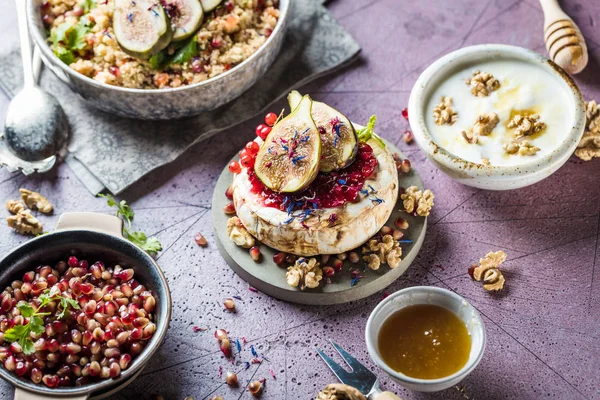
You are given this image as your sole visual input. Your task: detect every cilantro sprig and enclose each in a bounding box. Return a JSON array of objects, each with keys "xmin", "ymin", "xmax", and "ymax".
[
  {"xmin": 50, "ymin": 11, "xmax": 95, "ymax": 65},
  {"xmin": 356, "ymin": 115, "xmax": 386, "ymax": 149},
  {"xmin": 99, "ymin": 194, "xmax": 163, "ymax": 254},
  {"xmin": 4, "ymin": 290, "xmax": 80, "ymax": 355}
]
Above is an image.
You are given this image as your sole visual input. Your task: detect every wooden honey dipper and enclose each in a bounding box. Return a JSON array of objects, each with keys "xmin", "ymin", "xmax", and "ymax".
[{"xmin": 539, "ymin": 0, "xmax": 588, "ymax": 74}]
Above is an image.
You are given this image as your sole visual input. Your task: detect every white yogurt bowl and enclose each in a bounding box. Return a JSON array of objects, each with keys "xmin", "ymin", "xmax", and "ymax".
[
  {"xmin": 365, "ymin": 286, "xmax": 485, "ymax": 392},
  {"xmin": 408, "ymin": 44, "xmax": 586, "ymax": 190}
]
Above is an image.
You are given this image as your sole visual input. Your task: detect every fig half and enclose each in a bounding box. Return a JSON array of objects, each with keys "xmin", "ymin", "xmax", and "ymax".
[
  {"xmin": 254, "ymin": 95, "xmax": 321, "ymax": 193},
  {"xmin": 288, "ymin": 90, "xmax": 358, "ymax": 172},
  {"xmin": 200, "ymin": 0, "xmax": 222, "ymax": 12},
  {"xmin": 163, "ymin": 0, "xmax": 204, "ymax": 42},
  {"xmin": 113, "ymin": 0, "xmax": 172, "ymax": 59}
]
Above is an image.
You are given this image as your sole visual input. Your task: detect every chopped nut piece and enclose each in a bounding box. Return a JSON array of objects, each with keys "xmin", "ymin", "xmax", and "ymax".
[
  {"xmin": 401, "ymin": 186, "xmax": 435, "ymax": 216},
  {"xmin": 362, "ymin": 234, "xmax": 403, "ymax": 269},
  {"xmin": 465, "ymin": 70, "xmax": 500, "ymax": 97},
  {"xmin": 226, "ymin": 217, "xmax": 255, "ymax": 248},
  {"xmin": 461, "ymin": 112, "xmax": 499, "ymax": 144},
  {"xmin": 19, "ymin": 188, "xmax": 53, "ymax": 214},
  {"xmin": 575, "ymin": 100, "xmax": 600, "ymax": 161},
  {"xmin": 5, "ymin": 200, "xmax": 25, "ymax": 214},
  {"xmin": 433, "ymin": 97, "xmax": 458, "ymax": 125},
  {"xmin": 316, "ymin": 383, "xmax": 367, "ymax": 400},
  {"xmin": 286, "ymin": 257, "xmax": 323, "ymax": 290},
  {"xmin": 7, "ymin": 209, "xmax": 43, "ymax": 235},
  {"xmin": 481, "ymin": 158, "xmax": 490, "ymax": 165},
  {"xmin": 472, "ymin": 251, "xmax": 506, "ymax": 292},
  {"xmin": 504, "ymin": 140, "xmax": 540, "ymax": 156},
  {"xmin": 508, "ymin": 114, "xmax": 546, "ymax": 139}
]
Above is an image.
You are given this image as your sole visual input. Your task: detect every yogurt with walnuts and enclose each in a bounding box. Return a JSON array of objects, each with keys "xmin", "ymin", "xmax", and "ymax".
[{"xmin": 425, "ymin": 59, "xmax": 575, "ymax": 166}]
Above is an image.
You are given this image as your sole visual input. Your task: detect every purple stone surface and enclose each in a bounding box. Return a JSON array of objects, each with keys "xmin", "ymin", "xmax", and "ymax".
[{"xmin": 1, "ymin": 0, "xmax": 600, "ymax": 399}]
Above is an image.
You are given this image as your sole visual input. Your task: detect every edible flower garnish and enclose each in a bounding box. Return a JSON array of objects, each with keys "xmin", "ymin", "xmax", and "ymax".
[
  {"xmin": 99, "ymin": 194, "xmax": 163, "ymax": 254},
  {"xmin": 4, "ymin": 289, "xmax": 80, "ymax": 355},
  {"xmin": 356, "ymin": 115, "xmax": 386, "ymax": 148}
]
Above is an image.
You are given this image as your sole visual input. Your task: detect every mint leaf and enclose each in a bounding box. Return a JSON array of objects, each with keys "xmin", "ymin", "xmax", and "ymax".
[
  {"xmin": 356, "ymin": 115, "xmax": 385, "ymax": 148},
  {"xmin": 171, "ymin": 39, "xmax": 197, "ymax": 64}
]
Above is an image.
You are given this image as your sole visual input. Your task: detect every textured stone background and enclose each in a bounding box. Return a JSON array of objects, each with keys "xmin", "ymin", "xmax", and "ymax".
[{"xmin": 1, "ymin": 0, "xmax": 600, "ymax": 399}]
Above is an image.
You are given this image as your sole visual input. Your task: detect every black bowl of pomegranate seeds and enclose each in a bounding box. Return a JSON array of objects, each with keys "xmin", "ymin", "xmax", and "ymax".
[{"xmin": 0, "ymin": 213, "xmax": 171, "ymax": 398}]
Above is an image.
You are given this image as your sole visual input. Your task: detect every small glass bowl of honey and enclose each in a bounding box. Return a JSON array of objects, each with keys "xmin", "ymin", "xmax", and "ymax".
[{"xmin": 365, "ymin": 286, "xmax": 485, "ymax": 392}]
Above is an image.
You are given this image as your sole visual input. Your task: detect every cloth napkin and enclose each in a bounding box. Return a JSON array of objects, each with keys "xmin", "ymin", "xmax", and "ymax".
[{"xmin": 0, "ymin": 0, "xmax": 360, "ymax": 194}]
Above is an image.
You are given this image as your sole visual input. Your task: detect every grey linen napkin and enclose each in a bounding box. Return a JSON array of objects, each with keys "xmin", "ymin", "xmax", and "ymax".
[{"xmin": 0, "ymin": 0, "xmax": 360, "ymax": 194}]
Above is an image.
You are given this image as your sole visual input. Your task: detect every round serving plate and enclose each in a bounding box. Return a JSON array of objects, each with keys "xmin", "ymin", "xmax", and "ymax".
[{"xmin": 212, "ymin": 140, "xmax": 427, "ymax": 305}]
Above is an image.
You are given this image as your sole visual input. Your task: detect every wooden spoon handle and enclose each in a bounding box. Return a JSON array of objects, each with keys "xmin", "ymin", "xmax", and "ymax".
[
  {"xmin": 372, "ymin": 391, "xmax": 403, "ymax": 400},
  {"xmin": 539, "ymin": 0, "xmax": 570, "ymax": 29}
]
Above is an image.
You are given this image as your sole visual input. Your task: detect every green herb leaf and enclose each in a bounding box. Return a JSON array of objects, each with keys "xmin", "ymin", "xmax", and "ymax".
[
  {"xmin": 356, "ymin": 115, "xmax": 385, "ymax": 148},
  {"xmin": 29, "ymin": 316, "xmax": 45, "ymax": 336},
  {"xmin": 149, "ymin": 51, "xmax": 168, "ymax": 70},
  {"xmin": 54, "ymin": 46, "xmax": 75, "ymax": 65},
  {"xmin": 99, "ymin": 194, "xmax": 162, "ymax": 254},
  {"xmin": 81, "ymin": 0, "xmax": 96, "ymax": 13},
  {"xmin": 20, "ymin": 337, "xmax": 35, "ymax": 355},
  {"xmin": 57, "ymin": 296, "xmax": 81, "ymax": 319},
  {"xmin": 51, "ymin": 22, "xmax": 73, "ymax": 46},
  {"xmin": 171, "ymin": 39, "xmax": 197, "ymax": 65},
  {"xmin": 3, "ymin": 324, "xmax": 29, "ymax": 343},
  {"xmin": 17, "ymin": 303, "xmax": 34, "ymax": 318},
  {"xmin": 66, "ymin": 22, "xmax": 90, "ymax": 51}
]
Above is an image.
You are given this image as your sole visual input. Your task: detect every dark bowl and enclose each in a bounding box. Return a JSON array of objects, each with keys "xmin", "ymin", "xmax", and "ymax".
[{"xmin": 0, "ymin": 213, "xmax": 171, "ymax": 399}]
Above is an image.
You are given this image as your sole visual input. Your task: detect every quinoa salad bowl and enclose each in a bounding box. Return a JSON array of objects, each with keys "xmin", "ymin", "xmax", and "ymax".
[{"xmin": 26, "ymin": 0, "xmax": 290, "ymax": 119}]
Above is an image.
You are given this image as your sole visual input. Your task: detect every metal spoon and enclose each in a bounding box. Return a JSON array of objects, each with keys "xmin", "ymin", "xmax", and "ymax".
[{"xmin": 0, "ymin": 0, "xmax": 69, "ymax": 172}]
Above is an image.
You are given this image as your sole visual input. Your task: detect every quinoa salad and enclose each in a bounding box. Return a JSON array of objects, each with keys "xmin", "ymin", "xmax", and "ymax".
[{"xmin": 42, "ymin": 0, "xmax": 280, "ymax": 89}]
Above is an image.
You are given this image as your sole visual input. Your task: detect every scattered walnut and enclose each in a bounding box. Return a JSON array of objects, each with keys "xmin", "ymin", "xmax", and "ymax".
[
  {"xmin": 286, "ymin": 257, "xmax": 323, "ymax": 290},
  {"xmin": 575, "ymin": 100, "xmax": 600, "ymax": 161},
  {"xmin": 401, "ymin": 186, "xmax": 435, "ymax": 216},
  {"xmin": 362, "ymin": 234, "xmax": 402, "ymax": 269},
  {"xmin": 7, "ymin": 209, "xmax": 43, "ymax": 235},
  {"xmin": 226, "ymin": 217, "xmax": 255, "ymax": 248},
  {"xmin": 5, "ymin": 200, "xmax": 25, "ymax": 214},
  {"xmin": 465, "ymin": 70, "xmax": 500, "ymax": 97},
  {"xmin": 472, "ymin": 251, "xmax": 506, "ymax": 292},
  {"xmin": 19, "ymin": 188, "xmax": 53, "ymax": 214},
  {"xmin": 461, "ymin": 112, "xmax": 499, "ymax": 144},
  {"xmin": 316, "ymin": 384, "xmax": 367, "ymax": 400},
  {"xmin": 433, "ymin": 97, "xmax": 458, "ymax": 125},
  {"xmin": 507, "ymin": 114, "xmax": 546, "ymax": 139},
  {"xmin": 504, "ymin": 140, "xmax": 540, "ymax": 156}
]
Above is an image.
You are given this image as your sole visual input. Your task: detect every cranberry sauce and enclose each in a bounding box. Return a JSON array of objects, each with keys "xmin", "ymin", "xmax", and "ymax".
[{"xmin": 247, "ymin": 143, "xmax": 379, "ymax": 211}]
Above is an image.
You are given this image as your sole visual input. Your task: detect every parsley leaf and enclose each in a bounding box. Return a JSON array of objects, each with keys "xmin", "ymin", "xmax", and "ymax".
[
  {"xmin": 17, "ymin": 303, "xmax": 34, "ymax": 318},
  {"xmin": 356, "ymin": 115, "xmax": 386, "ymax": 149},
  {"xmin": 99, "ymin": 194, "xmax": 163, "ymax": 254},
  {"xmin": 51, "ymin": 17, "xmax": 95, "ymax": 66}
]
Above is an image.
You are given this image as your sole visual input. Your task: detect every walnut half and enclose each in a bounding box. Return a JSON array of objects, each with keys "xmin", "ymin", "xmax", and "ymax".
[
  {"xmin": 5, "ymin": 200, "xmax": 25, "ymax": 214},
  {"xmin": 461, "ymin": 112, "xmax": 499, "ymax": 144},
  {"xmin": 504, "ymin": 140, "xmax": 540, "ymax": 156},
  {"xmin": 433, "ymin": 97, "xmax": 458, "ymax": 126},
  {"xmin": 286, "ymin": 257, "xmax": 323, "ymax": 290},
  {"xmin": 7, "ymin": 210, "xmax": 43, "ymax": 235},
  {"xmin": 226, "ymin": 217, "xmax": 255, "ymax": 248},
  {"xmin": 575, "ymin": 100, "xmax": 600, "ymax": 161},
  {"xmin": 316, "ymin": 384, "xmax": 367, "ymax": 400},
  {"xmin": 401, "ymin": 186, "xmax": 435, "ymax": 216},
  {"xmin": 20, "ymin": 188, "xmax": 53, "ymax": 214},
  {"xmin": 362, "ymin": 234, "xmax": 402, "ymax": 270},
  {"xmin": 472, "ymin": 251, "xmax": 506, "ymax": 292},
  {"xmin": 465, "ymin": 70, "xmax": 500, "ymax": 97},
  {"xmin": 507, "ymin": 114, "xmax": 546, "ymax": 139}
]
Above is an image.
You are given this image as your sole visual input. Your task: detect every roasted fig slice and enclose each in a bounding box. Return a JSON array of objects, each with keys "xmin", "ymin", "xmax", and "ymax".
[
  {"xmin": 163, "ymin": 0, "xmax": 204, "ymax": 42},
  {"xmin": 254, "ymin": 95, "xmax": 322, "ymax": 193},
  {"xmin": 113, "ymin": 0, "xmax": 172, "ymax": 59},
  {"xmin": 200, "ymin": 0, "xmax": 222, "ymax": 12},
  {"xmin": 288, "ymin": 90, "xmax": 358, "ymax": 173}
]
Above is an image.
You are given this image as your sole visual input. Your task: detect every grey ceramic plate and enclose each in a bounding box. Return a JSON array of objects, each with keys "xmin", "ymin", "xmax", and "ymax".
[{"xmin": 212, "ymin": 140, "xmax": 427, "ymax": 305}]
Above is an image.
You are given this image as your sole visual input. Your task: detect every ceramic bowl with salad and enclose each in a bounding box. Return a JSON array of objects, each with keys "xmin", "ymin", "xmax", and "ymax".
[{"xmin": 27, "ymin": 0, "xmax": 289, "ymax": 119}]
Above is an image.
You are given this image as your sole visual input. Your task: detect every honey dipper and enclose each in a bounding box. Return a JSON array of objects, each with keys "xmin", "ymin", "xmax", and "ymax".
[{"xmin": 539, "ymin": 0, "xmax": 588, "ymax": 74}]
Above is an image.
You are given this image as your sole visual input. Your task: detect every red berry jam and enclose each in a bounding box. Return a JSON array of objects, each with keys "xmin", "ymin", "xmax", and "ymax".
[{"xmin": 247, "ymin": 143, "xmax": 378, "ymax": 211}]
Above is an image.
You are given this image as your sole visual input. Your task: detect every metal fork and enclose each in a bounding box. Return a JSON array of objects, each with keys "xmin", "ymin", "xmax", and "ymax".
[{"xmin": 316, "ymin": 340, "xmax": 401, "ymax": 400}]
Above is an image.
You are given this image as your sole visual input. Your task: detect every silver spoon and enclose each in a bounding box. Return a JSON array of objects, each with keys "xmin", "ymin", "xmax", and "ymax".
[{"xmin": 0, "ymin": 0, "xmax": 69, "ymax": 172}]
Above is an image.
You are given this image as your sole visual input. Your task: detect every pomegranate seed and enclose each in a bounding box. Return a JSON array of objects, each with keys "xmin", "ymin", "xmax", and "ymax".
[
  {"xmin": 240, "ymin": 155, "xmax": 255, "ymax": 169},
  {"xmin": 47, "ymin": 339, "xmax": 60, "ymax": 352},
  {"xmin": 39, "ymin": 266, "xmax": 52, "ymax": 278},
  {"xmin": 194, "ymin": 233, "xmax": 208, "ymax": 247},
  {"xmin": 402, "ymin": 107, "xmax": 409, "ymax": 120},
  {"xmin": 245, "ymin": 141, "xmax": 260, "ymax": 155},
  {"xmin": 380, "ymin": 226, "xmax": 393, "ymax": 235},
  {"xmin": 273, "ymin": 252, "xmax": 286, "ymax": 265},
  {"xmin": 9, "ymin": 342, "xmax": 22, "ymax": 354},
  {"xmin": 321, "ymin": 254, "xmax": 330, "ymax": 264},
  {"xmin": 85, "ymin": 300, "xmax": 97, "ymax": 315},
  {"xmin": 1, "ymin": 294, "xmax": 12, "ymax": 311},
  {"xmin": 228, "ymin": 161, "xmax": 241, "ymax": 174},
  {"xmin": 214, "ymin": 329, "xmax": 228, "ymax": 341},
  {"xmin": 31, "ymin": 368, "xmax": 42, "ymax": 383},
  {"xmin": 130, "ymin": 328, "xmax": 143, "ymax": 341},
  {"xmin": 223, "ymin": 202, "xmax": 236, "ymax": 215},
  {"xmin": 117, "ymin": 269, "xmax": 134, "ymax": 281},
  {"xmin": 32, "ymin": 280, "xmax": 48, "ymax": 292},
  {"xmin": 46, "ymin": 274, "xmax": 58, "ymax": 285},
  {"xmin": 120, "ymin": 283, "xmax": 133, "ymax": 298},
  {"xmin": 15, "ymin": 361, "xmax": 27, "ymax": 376},
  {"xmin": 52, "ymin": 321, "xmax": 68, "ymax": 333},
  {"xmin": 104, "ymin": 347, "xmax": 120, "ymax": 359},
  {"xmin": 394, "ymin": 218, "xmax": 409, "ymax": 230},
  {"xmin": 42, "ymin": 374, "xmax": 60, "ymax": 388},
  {"xmin": 223, "ymin": 298, "xmax": 235, "ymax": 311},
  {"xmin": 66, "ymin": 342, "xmax": 82, "ymax": 354},
  {"xmin": 323, "ymin": 266, "xmax": 335, "ymax": 277},
  {"xmin": 133, "ymin": 317, "xmax": 149, "ymax": 328},
  {"xmin": 78, "ymin": 260, "xmax": 89, "ymax": 270},
  {"xmin": 400, "ymin": 159, "xmax": 411, "ymax": 173},
  {"xmin": 109, "ymin": 362, "xmax": 121, "ymax": 377},
  {"xmin": 211, "ymin": 38, "xmax": 222, "ymax": 48},
  {"xmin": 89, "ymin": 361, "xmax": 101, "ymax": 377},
  {"xmin": 403, "ymin": 130, "xmax": 413, "ymax": 143},
  {"xmin": 392, "ymin": 229, "xmax": 404, "ymax": 240},
  {"xmin": 23, "ymin": 271, "xmax": 35, "ymax": 282},
  {"xmin": 264, "ymin": 112, "xmax": 277, "ymax": 126},
  {"xmin": 143, "ymin": 323, "xmax": 156, "ymax": 338},
  {"xmin": 249, "ymin": 246, "xmax": 261, "ymax": 262},
  {"xmin": 119, "ymin": 354, "xmax": 132, "ymax": 370},
  {"xmin": 225, "ymin": 185, "xmax": 234, "ymax": 200},
  {"xmin": 100, "ymin": 366, "xmax": 110, "ymax": 379},
  {"xmin": 92, "ymin": 327, "xmax": 105, "ymax": 342},
  {"xmin": 220, "ymin": 338, "xmax": 232, "ymax": 357},
  {"xmin": 21, "ymin": 282, "xmax": 32, "ymax": 294},
  {"xmin": 248, "ymin": 380, "xmax": 262, "ymax": 396},
  {"xmin": 116, "ymin": 331, "xmax": 130, "ymax": 345},
  {"xmin": 80, "ymin": 283, "xmax": 94, "ymax": 295},
  {"xmin": 468, "ymin": 265, "xmax": 477, "ymax": 279},
  {"xmin": 332, "ymin": 259, "xmax": 343, "ymax": 272},
  {"xmin": 226, "ymin": 371, "xmax": 238, "ymax": 386},
  {"xmin": 143, "ymin": 295, "xmax": 156, "ymax": 312},
  {"xmin": 67, "ymin": 256, "xmax": 79, "ymax": 268}
]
